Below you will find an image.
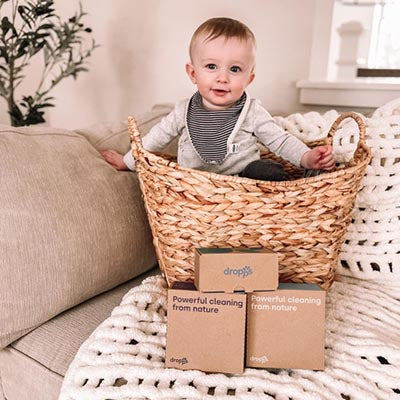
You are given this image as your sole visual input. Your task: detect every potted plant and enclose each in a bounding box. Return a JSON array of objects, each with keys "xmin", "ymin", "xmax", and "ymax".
[{"xmin": 0, "ymin": 0, "xmax": 97, "ymax": 126}]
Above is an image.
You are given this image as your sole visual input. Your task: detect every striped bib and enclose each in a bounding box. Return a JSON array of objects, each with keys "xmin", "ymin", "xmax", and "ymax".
[{"xmin": 186, "ymin": 91, "xmax": 246, "ymax": 164}]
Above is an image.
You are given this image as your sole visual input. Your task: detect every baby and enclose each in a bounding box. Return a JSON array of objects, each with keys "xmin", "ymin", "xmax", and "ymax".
[{"xmin": 102, "ymin": 17, "xmax": 334, "ymax": 180}]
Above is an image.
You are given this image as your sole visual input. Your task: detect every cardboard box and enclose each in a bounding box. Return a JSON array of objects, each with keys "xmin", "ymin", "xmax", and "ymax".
[
  {"xmin": 194, "ymin": 247, "xmax": 278, "ymax": 293},
  {"xmin": 246, "ymin": 283, "xmax": 326, "ymax": 370},
  {"xmin": 166, "ymin": 282, "xmax": 246, "ymax": 374}
]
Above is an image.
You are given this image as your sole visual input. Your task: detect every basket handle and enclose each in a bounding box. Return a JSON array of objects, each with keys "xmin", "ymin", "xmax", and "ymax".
[
  {"xmin": 327, "ymin": 112, "xmax": 366, "ymax": 162},
  {"xmin": 127, "ymin": 116, "xmax": 144, "ymax": 162}
]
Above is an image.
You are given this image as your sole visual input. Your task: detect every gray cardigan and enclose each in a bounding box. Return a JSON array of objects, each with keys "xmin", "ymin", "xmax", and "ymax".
[{"xmin": 124, "ymin": 94, "xmax": 310, "ymax": 175}]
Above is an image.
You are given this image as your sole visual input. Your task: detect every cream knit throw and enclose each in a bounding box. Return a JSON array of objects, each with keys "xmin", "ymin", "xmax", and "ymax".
[
  {"xmin": 59, "ymin": 275, "xmax": 400, "ymax": 400},
  {"xmin": 274, "ymin": 100, "xmax": 400, "ymax": 281}
]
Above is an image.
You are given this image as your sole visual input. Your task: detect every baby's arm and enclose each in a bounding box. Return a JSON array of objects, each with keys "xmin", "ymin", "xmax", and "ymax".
[
  {"xmin": 102, "ymin": 102, "xmax": 183, "ymax": 171},
  {"xmin": 301, "ymin": 145, "xmax": 335, "ymax": 170},
  {"xmin": 253, "ymin": 103, "xmax": 310, "ymax": 168},
  {"xmin": 253, "ymin": 102, "xmax": 333, "ymax": 170},
  {"xmin": 101, "ymin": 149, "xmax": 129, "ymax": 170}
]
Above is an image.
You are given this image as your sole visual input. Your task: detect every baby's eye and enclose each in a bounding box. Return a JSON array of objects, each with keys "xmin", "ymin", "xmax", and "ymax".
[
  {"xmin": 206, "ymin": 63, "xmax": 217, "ymax": 70},
  {"xmin": 230, "ymin": 66, "xmax": 241, "ymax": 73}
]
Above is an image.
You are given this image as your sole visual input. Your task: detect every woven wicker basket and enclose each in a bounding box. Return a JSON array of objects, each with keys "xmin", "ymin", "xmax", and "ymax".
[{"xmin": 128, "ymin": 112, "xmax": 371, "ymax": 290}]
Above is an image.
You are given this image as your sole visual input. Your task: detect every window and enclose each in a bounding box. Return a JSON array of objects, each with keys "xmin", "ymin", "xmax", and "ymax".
[
  {"xmin": 296, "ymin": 0, "xmax": 400, "ymax": 108},
  {"xmin": 329, "ymin": 0, "xmax": 400, "ymax": 77},
  {"xmin": 368, "ymin": 1, "xmax": 400, "ymax": 70}
]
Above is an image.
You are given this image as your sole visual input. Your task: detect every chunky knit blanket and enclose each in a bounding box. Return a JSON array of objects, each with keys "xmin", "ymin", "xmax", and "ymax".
[
  {"xmin": 274, "ymin": 99, "xmax": 400, "ymax": 281},
  {"xmin": 59, "ymin": 275, "xmax": 400, "ymax": 400}
]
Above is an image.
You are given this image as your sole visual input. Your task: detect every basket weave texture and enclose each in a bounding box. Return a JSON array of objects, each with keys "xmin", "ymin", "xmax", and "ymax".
[{"xmin": 129, "ymin": 112, "xmax": 371, "ymax": 290}]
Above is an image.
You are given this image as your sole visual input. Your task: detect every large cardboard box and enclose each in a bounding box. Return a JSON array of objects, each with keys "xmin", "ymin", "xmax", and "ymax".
[
  {"xmin": 166, "ymin": 282, "xmax": 246, "ymax": 374},
  {"xmin": 246, "ymin": 283, "xmax": 326, "ymax": 370},
  {"xmin": 194, "ymin": 247, "xmax": 278, "ymax": 293}
]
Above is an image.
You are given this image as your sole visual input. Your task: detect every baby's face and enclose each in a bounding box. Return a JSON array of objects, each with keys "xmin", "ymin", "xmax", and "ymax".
[{"xmin": 186, "ymin": 34, "xmax": 255, "ymax": 110}]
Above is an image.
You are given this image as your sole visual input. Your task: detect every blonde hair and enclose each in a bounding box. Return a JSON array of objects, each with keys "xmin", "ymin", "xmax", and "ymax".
[{"xmin": 189, "ymin": 17, "xmax": 256, "ymax": 60}]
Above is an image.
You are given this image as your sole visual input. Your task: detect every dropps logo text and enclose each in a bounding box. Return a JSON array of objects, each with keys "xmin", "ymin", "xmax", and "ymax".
[
  {"xmin": 250, "ymin": 355, "xmax": 268, "ymax": 363},
  {"xmin": 224, "ymin": 266, "xmax": 253, "ymax": 278},
  {"xmin": 170, "ymin": 357, "xmax": 188, "ymax": 365}
]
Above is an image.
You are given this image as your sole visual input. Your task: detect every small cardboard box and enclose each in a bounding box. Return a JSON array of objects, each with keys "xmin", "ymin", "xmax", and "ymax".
[
  {"xmin": 166, "ymin": 282, "xmax": 246, "ymax": 374},
  {"xmin": 246, "ymin": 283, "xmax": 326, "ymax": 370},
  {"xmin": 194, "ymin": 247, "xmax": 278, "ymax": 293}
]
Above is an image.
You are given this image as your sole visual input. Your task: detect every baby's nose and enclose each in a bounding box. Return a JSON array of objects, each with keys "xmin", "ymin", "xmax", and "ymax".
[{"xmin": 216, "ymin": 69, "xmax": 229, "ymax": 82}]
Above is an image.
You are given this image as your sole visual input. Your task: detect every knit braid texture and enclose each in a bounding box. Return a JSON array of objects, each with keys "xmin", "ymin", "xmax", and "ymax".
[{"xmin": 60, "ymin": 275, "xmax": 400, "ymax": 400}]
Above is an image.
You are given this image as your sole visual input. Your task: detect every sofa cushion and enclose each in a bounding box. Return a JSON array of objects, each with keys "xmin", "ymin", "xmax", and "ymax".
[
  {"xmin": 75, "ymin": 103, "xmax": 177, "ymax": 155},
  {"xmin": 0, "ymin": 268, "xmax": 158, "ymax": 400},
  {"xmin": 0, "ymin": 124, "xmax": 157, "ymax": 349}
]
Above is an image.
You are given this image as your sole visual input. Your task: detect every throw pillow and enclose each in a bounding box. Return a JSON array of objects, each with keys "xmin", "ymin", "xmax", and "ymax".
[{"xmin": 0, "ymin": 124, "xmax": 156, "ymax": 349}]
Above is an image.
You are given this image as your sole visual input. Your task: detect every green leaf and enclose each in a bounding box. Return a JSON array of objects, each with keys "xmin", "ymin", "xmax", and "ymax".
[
  {"xmin": 74, "ymin": 66, "xmax": 88, "ymax": 73},
  {"xmin": 25, "ymin": 110, "xmax": 45, "ymax": 125},
  {"xmin": 37, "ymin": 23, "xmax": 54, "ymax": 30},
  {"xmin": 0, "ymin": 79, "xmax": 7, "ymax": 96},
  {"xmin": 9, "ymin": 104, "xmax": 24, "ymax": 126},
  {"xmin": 35, "ymin": 6, "xmax": 55, "ymax": 17},
  {"xmin": 0, "ymin": 45, "xmax": 8, "ymax": 63},
  {"xmin": 36, "ymin": 102, "xmax": 54, "ymax": 109},
  {"xmin": 17, "ymin": 5, "xmax": 33, "ymax": 28},
  {"xmin": 1, "ymin": 16, "xmax": 12, "ymax": 36},
  {"xmin": 35, "ymin": 32, "xmax": 51, "ymax": 39},
  {"xmin": 15, "ymin": 38, "xmax": 30, "ymax": 58}
]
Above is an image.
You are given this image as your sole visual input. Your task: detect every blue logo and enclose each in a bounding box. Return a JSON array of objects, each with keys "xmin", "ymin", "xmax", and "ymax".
[
  {"xmin": 224, "ymin": 266, "xmax": 253, "ymax": 278},
  {"xmin": 170, "ymin": 357, "xmax": 188, "ymax": 365}
]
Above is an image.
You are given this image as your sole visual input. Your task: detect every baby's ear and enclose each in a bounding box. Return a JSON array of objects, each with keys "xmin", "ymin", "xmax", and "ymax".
[
  {"xmin": 247, "ymin": 71, "xmax": 255, "ymax": 85},
  {"xmin": 185, "ymin": 63, "xmax": 197, "ymax": 84}
]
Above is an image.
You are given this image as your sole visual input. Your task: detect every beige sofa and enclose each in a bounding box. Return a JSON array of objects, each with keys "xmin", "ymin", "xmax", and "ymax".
[{"xmin": 0, "ymin": 104, "xmax": 174, "ymax": 400}]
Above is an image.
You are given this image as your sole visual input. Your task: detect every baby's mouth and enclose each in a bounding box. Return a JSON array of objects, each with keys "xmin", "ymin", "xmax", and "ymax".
[{"xmin": 212, "ymin": 89, "xmax": 229, "ymax": 95}]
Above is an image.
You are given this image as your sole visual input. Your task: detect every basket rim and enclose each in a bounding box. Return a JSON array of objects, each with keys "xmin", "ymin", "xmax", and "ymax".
[{"xmin": 133, "ymin": 141, "xmax": 371, "ymax": 188}]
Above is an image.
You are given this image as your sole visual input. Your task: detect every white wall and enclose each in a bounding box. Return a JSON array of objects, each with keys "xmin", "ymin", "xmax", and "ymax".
[{"xmin": 0, "ymin": 0, "xmax": 317, "ymax": 128}]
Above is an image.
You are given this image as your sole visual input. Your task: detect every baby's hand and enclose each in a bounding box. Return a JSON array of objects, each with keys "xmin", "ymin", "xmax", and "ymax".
[
  {"xmin": 100, "ymin": 149, "xmax": 129, "ymax": 171},
  {"xmin": 301, "ymin": 145, "xmax": 335, "ymax": 171}
]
